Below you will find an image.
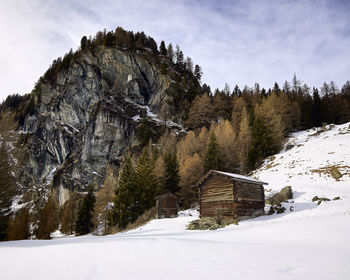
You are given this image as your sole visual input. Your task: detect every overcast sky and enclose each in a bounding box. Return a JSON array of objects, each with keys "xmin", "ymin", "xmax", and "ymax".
[{"xmin": 1, "ymin": 0, "xmax": 350, "ymax": 101}]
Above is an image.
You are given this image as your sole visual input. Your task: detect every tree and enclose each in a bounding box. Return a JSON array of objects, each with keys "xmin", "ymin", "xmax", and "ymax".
[
  {"xmin": 283, "ymin": 81, "xmax": 291, "ymax": 95},
  {"xmin": 185, "ymin": 57, "xmax": 193, "ymax": 72},
  {"xmin": 104, "ymin": 31, "xmax": 116, "ymax": 47},
  {"xmin": 159, "ymin": 41, "xmax": 167, "ymax": 56},
  {"xmin": 163, "ymin": 151, "xmax": 180, "ymax": 193},
  {"xmin": 204, "ymin": 132, "xmax": 222, "ymax": 172},
  {"xmin": 194, "ymin": 65, "xmax": 202, "ymax": 81},
  {"xmin": 237, "ymin": 107, "xmax": 252, "ymax": 172},
  {"xmin": 6, "ymin": 208, "xmax": 30, "ymax": 241},
  {"xmin": 292, "ymin": 73, "xmax": 301, "ymax": 93},
  {"xmin": 61, "ymin": 192, "xmax": 79, "ymax": 234},
  {"xmin": 248, "ymin": 116, "xmax": 276, "ymax": 169},
  {"xmin": 213, "ymin": 120, "xmax": 237, "ymax": 171},
  {"xmin": 167, "ymin": 43, "xmax": 174, "ymax": 62},
  {"xmin": 36, "ymin": 194, "xmax": 59, "ymax": 239},
  {"xmin": 231, "ymin": 97, "xmax": 248, "ymax": 130},
  {"xmin": 110, "ymin": 157, "xmax": 138, "ymax": 229},
  {"xmin": 175, "ymin": 45, "xmax": 184, "ymax": 66},
  {"xmin": 134, "ymin": 148, "xmax": 159, "ymax": 211},
  {"xmin": 312, "ymin": 88, "xmax": 322, "ymax": 127},
  {"xmin": 75, "ymin": 186, "xmax": 96, "ymax": 235},
  {"xmin": 80, "ymin": 36, "xmax": 88, "ymax": 51},
  {"xmin": 185, "ymin": 93, "xmax": 214, "ymax": 129}
]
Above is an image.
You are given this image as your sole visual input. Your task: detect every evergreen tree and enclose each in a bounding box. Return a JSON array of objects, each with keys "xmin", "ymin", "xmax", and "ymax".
[
  {"xmin": 204, "ymin": 132, "xmax": 222, "ymax": 172},
  {"xmin": 134, "ymin": 148, "xmax": 159, "ymax": 211},
  {"xmin": 312, "ymin": 88, "xmax": 322, "ymax": 127},
  {"xmin": 159, "ymin": 41, "xmax": 167, "ymax": 56},
  {"xmin": 248, "ymin": 116, "xmax": 276, "ymax": 169},
  {"xmin": 163, "ymin": 151, "xmax": 180, "ymax": 193},
  {"xmin": 110, "ymin": 157, "xmax": 138, "ymax": 229},
  {"xmin": 194, "ymin": 64, "xmax": 202, "ymax": 81},
  {"xmin": 167, "ymin": 43, "xmax": 174, "ymax": 62},
  {"xmin": 75, "ymin": 186, "xmax": 96, "ymax": 235},
  {"xmin": 80, "ymin": 36, "xmax": 88, "ymax": 51}
]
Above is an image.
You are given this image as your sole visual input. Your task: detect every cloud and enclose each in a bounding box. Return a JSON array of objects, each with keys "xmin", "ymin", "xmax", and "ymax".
[{"xmin": 0, "ymin": 0, "xmax": 349, "ymax": 101}]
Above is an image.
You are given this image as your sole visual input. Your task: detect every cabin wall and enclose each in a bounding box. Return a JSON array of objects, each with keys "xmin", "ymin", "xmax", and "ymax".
[
  {"xmin": 200, "ymin": 175, "xmax": 234, "ymax": 217},
  {"xmin": 157, "ymin": 196, "xmax": 178, "ymax": 218},
  {"xmin": 233, "ymin": 182, "xmax": 265, "ymax": 218}
]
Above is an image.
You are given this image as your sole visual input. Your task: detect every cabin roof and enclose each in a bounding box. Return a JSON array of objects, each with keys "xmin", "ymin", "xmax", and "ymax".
[
  {"xmin": 154, "ymin": 192, "xmax": 178, "ymax": 200},
  {"xmin": 195, "ymin": 170, "xmax": 268, "ymax": 187}
]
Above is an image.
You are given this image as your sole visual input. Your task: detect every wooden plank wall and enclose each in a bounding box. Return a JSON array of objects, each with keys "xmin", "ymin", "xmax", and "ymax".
[
  {"xmin": 157, "ymin": 195, "xmax": 178, "ymax": 218},
  {"xmin": 200, "ymin": 175, "xmax": 234, "ymax": 217},
  {"xmin": 233, "ymin": 181, "xmax": 264, "ymax": 218}
]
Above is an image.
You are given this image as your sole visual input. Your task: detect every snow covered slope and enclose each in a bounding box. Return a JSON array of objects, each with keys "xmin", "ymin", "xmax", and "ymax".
[{"xmin": 0, "ymin": 123, "xmax": 350, "ymax": 280}]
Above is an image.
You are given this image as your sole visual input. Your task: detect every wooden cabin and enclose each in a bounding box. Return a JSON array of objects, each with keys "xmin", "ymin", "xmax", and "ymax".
[
  {"xmin": 195, "ymin": 170, "xmax": 267, "ymax": 221},
  {"xmin": 155, "ymin": 193, "xmax": 178, "ymax": 218}
]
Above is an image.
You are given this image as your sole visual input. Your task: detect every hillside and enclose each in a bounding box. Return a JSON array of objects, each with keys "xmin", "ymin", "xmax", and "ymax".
[{"xmin": 1, "ymin": 123, "xmax": 349, "ymax": 279}]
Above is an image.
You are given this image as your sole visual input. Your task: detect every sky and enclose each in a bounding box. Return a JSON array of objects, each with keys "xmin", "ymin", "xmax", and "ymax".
[{"xmin": 1, "ymin": 0, "xmax": 350, "ymax": 101}]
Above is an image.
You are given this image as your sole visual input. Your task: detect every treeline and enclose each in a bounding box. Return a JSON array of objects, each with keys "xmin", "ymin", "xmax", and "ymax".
[
  {"xmin": 41, "ymin": 27, "xmax": 203, "ymax": 113},
  {"xmin": 109, "ymin": 145, "xmax": 179, "ymax": 229}
]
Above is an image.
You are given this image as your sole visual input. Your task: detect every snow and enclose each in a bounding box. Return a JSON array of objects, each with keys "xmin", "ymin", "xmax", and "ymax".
[
  {"xmin": 1, "ymin": 123, "xmax": 350, "ymax": 280},
  {"xmin": 45, "ymin": 167, "xmax": 57, "ymax": 186},
  {"xmin": 9, "ymin": 195, "xmax": 27, "ymax": 213},
  {"xmin": 214, "ymin": 170, "xmax": 268, "ymax": 184}
]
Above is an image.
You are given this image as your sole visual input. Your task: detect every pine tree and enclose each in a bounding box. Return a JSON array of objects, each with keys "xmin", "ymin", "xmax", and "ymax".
[
  {"xmin": 312, "ymin": 88, "xmax": 322, "ymax": 127},
  {"xmin": 204, "ymin": 132, "xmax": 222, "ymax": 172},
  {"xmin": 248, "ymin": 116, "xmax": 276, "ymax": 169},
  {"xmin": 159, "ymin": 41, "xmax": 167, "ymax": 56},
  {"xmin": 75, "ymin": 186, "xmax": 96, "ymax": 235},
  {"xmin": 111, "ymin": 157, "xmax": 138, "ymax": 229},
  {"xmin": 163, "ymin": 151, "xmax": 180, "ymax": 193},
  {"xmin": 134, "ymin": 148, "xmax": 159, "ymax": 211},
  {"xmin": 194, "ymin": 65, "xmax": 202, "ymax": 81}
]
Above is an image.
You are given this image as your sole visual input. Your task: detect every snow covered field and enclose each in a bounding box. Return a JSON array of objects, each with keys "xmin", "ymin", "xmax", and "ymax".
[{"xmin": 1, "ymin": 123, "xmax": 350, "ymax": 280}]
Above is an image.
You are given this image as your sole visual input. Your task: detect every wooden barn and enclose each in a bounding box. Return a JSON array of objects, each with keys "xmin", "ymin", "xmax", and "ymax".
[
  {"xmin": 195, "ymin": 170, "xmax": 267, "ymax": 221},
  {"xmin": 155, "ymin": 193, "xmax": 179, "ymax": 218}
]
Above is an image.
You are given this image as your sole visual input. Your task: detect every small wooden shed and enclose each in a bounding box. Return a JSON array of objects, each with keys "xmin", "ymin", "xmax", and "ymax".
[
  {"xmin": 155, "ymin": 193, "xmax": 179, "ymax": 218},
  {"xmin": 195, "ymin": 170, "xmax": 267, "ymax": 220}
]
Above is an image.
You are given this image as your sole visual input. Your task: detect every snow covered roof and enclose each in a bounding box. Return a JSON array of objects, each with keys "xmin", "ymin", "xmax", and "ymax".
[{"xmin": 195, "ymin": 170, "xmax": 268, "ymax": 187}]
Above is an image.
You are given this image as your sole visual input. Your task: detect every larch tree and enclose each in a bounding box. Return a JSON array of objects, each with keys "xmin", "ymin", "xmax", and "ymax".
[
  {"xmin": 237, "ymin": 107, "xmax": 252, "ymax": 173},
  {"xmin": 166, "ymin": 43, "xmax": 174, "ymax": 62},
  {"xmin": 185, "ymin": 93, "xmax": 214, "ymax": 130},
  {"xmin": 179, "ymin": 153, "xmax": 204, "ymax": 207},
  {"xmin": 213, "ymin": 120, "xmax": 237, "ymax": 171},
  {"xmin": 232, "ymin": 97, "xmax": 248, "ymax": 130}
]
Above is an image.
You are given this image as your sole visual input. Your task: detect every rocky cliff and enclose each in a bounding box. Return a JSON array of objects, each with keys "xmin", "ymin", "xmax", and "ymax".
[{"xmin": 0, "ymin": 42, "xmax": 197, "ymax": 239}]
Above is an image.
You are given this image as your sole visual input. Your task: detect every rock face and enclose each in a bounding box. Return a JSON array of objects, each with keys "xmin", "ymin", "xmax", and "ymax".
[{"xmin": 16, "ymin": 46, "xmax": 173, "ymax": 207}]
